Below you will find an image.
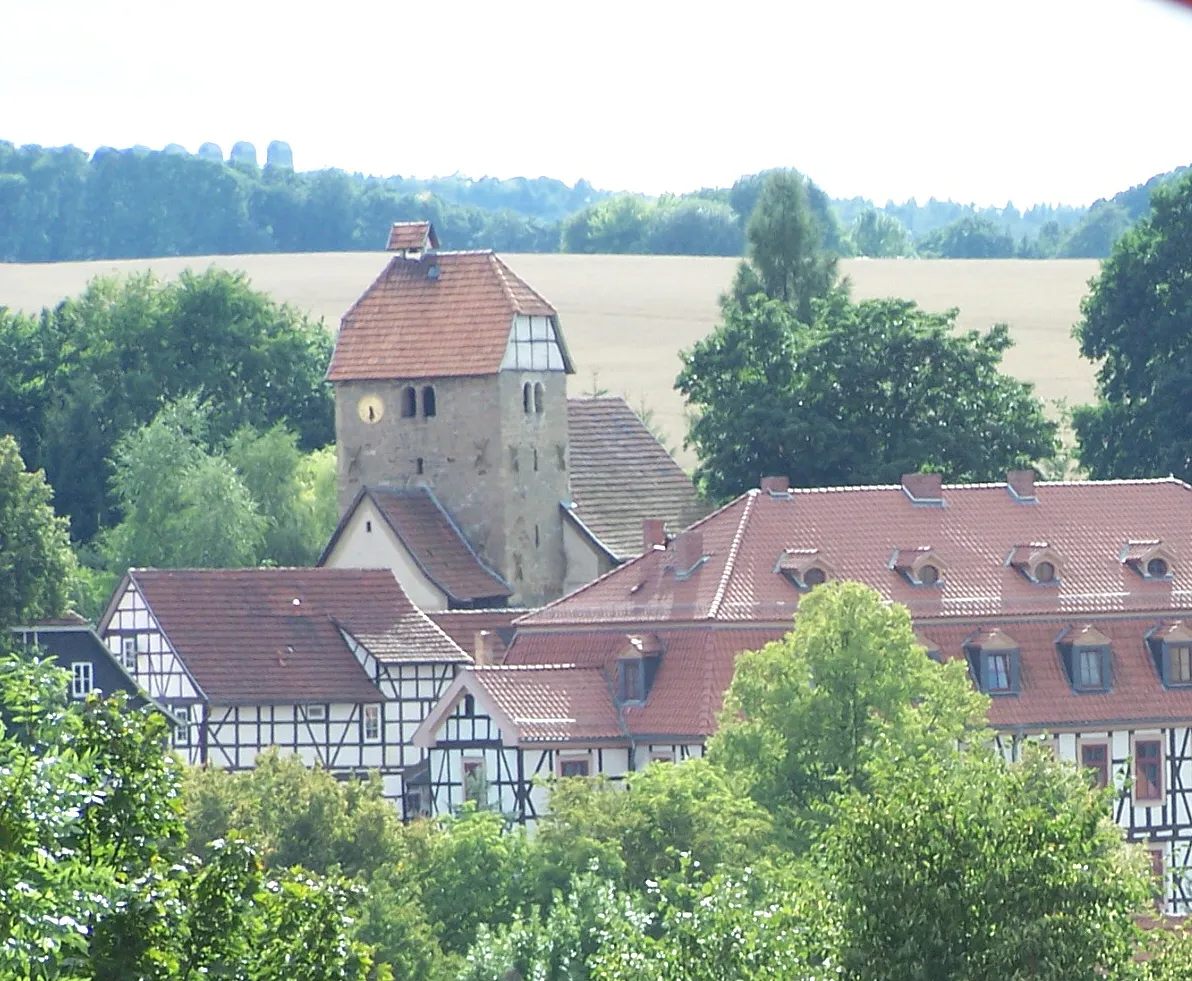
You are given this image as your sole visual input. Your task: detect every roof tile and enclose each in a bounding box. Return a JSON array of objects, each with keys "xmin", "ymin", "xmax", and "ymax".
[{"xmin": 467, "ymin": 664, "xmax": 623, "ymax": 741}]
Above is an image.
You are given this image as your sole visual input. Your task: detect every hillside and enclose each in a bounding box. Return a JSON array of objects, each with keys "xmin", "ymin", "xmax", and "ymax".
[{"xmin": 0, "ymin": 254, "xmax": 1099, "ymax": 466}]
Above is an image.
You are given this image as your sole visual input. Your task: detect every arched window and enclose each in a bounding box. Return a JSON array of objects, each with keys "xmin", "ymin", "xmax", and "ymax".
[
  {"xmin": 534, "ymin": 382, "xmax": 545, "ymax": 415},
  {"xmin": 422, "ymin": 385, "xmax": 436, "ymax": 417},
  {"xmin": 401, "ymin": 386, "xmax": 416, "ymax": 418},
  {"xmin": 523, "ymin": 382, "xmax": 532, "ymax": 414}
]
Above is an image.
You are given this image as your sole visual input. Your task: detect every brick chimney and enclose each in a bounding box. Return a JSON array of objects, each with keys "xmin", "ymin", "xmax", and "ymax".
[
  {"xmin": 901, "ymin": 472, "xmax": 943, "ymax": 503},
  {"xmin": 473, "ymin": 630, "xmax": 492, "ymax": 666},
  {"xmin": 760, "ymin": 475, "xmax": 791, "ymax": 494},
  {"xmin": 642, "ymin": 518, "xmax": 667, "ymax": 551},
  {"xmin": 672, "ymin": 529, "xmax": 704, "ymax": 575},
  {"xmin": 1007, "ymin": 469, "xmax": 1037, "ymax": 502}
]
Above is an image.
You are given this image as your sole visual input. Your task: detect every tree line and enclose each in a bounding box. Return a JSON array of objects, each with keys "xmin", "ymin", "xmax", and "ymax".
[
  {"xmin": 4, "ymin": 580, "xmax": 1191, "ymax": 979},
  {"xmin": 0, "ymin": 139, "xmax": 1184, "ymax": 261}
]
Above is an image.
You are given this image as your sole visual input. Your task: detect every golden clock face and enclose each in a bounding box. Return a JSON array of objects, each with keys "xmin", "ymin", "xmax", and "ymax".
[{"xmin": 358, "ymin": 394, "xmax": 384, "ymax": 424}]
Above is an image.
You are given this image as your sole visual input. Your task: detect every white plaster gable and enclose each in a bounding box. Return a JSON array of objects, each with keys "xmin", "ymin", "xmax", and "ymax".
[{"xmin": 499, "ymin": 314, "xmax": 567, "ymax": 372}]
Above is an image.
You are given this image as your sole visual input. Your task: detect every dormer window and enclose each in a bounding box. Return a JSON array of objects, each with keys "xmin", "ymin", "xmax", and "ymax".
[
  {"xmin": 1123, "ymin": 541, "xmax": 1175, "ymax": 581},
  {"xmin": 891, "ymin": 547, "xmax": 946, "ymax": 588},
  {"xmin": 777, "ymin": 549, "xmax": 833, "ymax": 591},
  {"xmin": 1008, "ymin": 544, "xmax": 1061, "ymax": 585},
  {"xmin": 965, "ymin": 628, "xmax": 1021, "ymax": 695},
  {"xmin": 1057, "ymin": 625, "xmax": 1112, "ymax": 693},
  {"xmin": 617, "ymin": 658, "xmax": 645, "ymax": 702},
  {"xmin": 616, "ymin": 633, "xmax": 662, "ymax": 704},
  {"xmin": 1147, "ymin": 623, "xmax": 1192, "ymax": 687}
]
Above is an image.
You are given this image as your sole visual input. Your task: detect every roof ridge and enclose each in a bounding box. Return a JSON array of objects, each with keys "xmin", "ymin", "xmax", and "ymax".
[
  {"xmin": 708, "ymin": 489, "xmax": 757, "ymax": 619},
  {"xmin": 471, "ymin": 662, "xmax": 583, "ymax": 672}
]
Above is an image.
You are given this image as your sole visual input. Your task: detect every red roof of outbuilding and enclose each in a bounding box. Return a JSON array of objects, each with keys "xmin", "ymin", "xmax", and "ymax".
[
  {"xmin": 386, "ymin": 220, "xmax": 439, "ymax": 251},
  {"xmin": 520, "ymin": 478, "xmax": 1192, "ymax": 627},
  {"xmin": 123, "ymin": 568, "xmax": 468, "ymax": 703},
  {"xmin": 327, "ymin": 251, "xmax": 568, "ymax": 381}
]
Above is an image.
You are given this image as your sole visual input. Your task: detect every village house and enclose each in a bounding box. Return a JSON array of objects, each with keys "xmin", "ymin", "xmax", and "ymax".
[
  {"xmin": 97, "ymin": 566, "xmax": 469, "ymax": 816},
  {"xmin": 413, "ymin": 471, "xmax": 1192, "ymax": 912},
  {"xmin": 322, "ymin": 221, "xmax": 702, "ymax": 608}
]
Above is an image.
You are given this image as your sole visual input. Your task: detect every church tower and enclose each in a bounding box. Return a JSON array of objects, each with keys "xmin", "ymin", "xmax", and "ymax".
[{"xmin": 326, "ymin": 222, "xmax": 575, "ymax": 606}]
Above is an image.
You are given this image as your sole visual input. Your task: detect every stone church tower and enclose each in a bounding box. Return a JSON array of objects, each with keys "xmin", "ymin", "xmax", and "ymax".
[{"xmin": 326, "ymin": 222, "xmax": 574, "ymax": 606}]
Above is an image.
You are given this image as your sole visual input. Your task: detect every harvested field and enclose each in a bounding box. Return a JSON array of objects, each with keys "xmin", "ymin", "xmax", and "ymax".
[{"xmin": 0, "ymin": 254, "xmax": 1100, "ymax": 467}]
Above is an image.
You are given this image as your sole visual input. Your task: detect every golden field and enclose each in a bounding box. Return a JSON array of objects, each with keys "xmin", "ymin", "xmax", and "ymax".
[{"xmin": 0, "ymin": 253, "xmax": 1101, "ymax": 465}]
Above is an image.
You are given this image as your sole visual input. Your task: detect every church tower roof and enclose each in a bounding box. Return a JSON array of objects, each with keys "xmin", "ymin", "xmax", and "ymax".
[{"xmin": 327, "ymin": 249, "xmax": 574, "ymax": 381}]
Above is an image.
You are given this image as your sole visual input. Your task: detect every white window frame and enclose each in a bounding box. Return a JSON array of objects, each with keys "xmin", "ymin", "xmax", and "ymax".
[
  {"xmin": 557, "ymin": 753, "xmax": 593, "ymax": 778},
  {"xmin": 71, "ymin": 661, "xmax": 93, "ymax": 698},
  {"xmin": 121, "ymin": 636, "xmax": 139, "ymax": 670},
  {"xmin": 363, "ymin": 704, "xmax": 381, "ymax": 741},
  {"xmin": 462, "ymin": 757, "xmax": 487, "ymax": 802},
  {"xmin": 304, "ymin": 704, "xmax": 327, "ymax": 722}
]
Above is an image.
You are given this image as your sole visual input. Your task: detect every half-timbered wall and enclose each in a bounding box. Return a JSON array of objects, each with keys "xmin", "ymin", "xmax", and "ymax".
[
  {"xmin": 102, "ymin": 581, "xmax": 200, "ymax": 702},
  {"xmin": 996, "ymin": 726, "xmax": 1192, "ymax": 913}
]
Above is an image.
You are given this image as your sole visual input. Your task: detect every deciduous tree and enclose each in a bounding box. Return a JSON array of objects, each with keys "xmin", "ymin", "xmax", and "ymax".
[
  {"xmin": 708, "ymin": 581, "xmax": 988, "ymax": 841},
  {"xmin": 678, "ymin": 292, "xmax": 1058, "ymax": 500},
  {"xmin": 0, "ymin": 434, "xmax": 76, "ymax": 628},
  {"xmin": 1072, "ymin": 171, "xmax": 1192, "ymax": 479}
]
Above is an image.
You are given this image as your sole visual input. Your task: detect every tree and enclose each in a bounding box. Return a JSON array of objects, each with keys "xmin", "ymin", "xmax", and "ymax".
[
  {"xmin": 678, "ymin": 292, "xmax": 1059, "ymax": 500},
  {"xmin": 530, "ymin": 759, "xmax": 777, "ymax": 899},
  {"xmin": 0, "ymin": 435, "xmax": 76, "ymax": 628},
  {"xmin": 100, "ymin": 397, "xmax": 268, "ymax": 572},
  {"xmin": 822, "ymin": 746, "xmax": 1151, "ymax": 981},
  {"xmin": 917, "ymin": 214, "xmax": 1015, "ymax": 258},
  {"xmin": 561, "ymin": 194, "xmax": 651, "ymax": 253},
  {"xmin": 1072, "ymin": 172, "xmax": 1192, "ymax": 480},
  {"xmin": 1060, "ymin": 201, "xmax": 1133, "ymax": 258},
  {"xmin": 642, "ymin": 197, "xmax": 743, "ymax": 255},
  {"xmin": 849, "ymin": 208, "xmax": 912, "ymax": 257},
  {"xmin": 0, "ymin": 651, "xmax": 376, "ymax": 979},
  {"xmin": 733, "ymin": 170, "xmax": 838, "ymax": 322},
  {"xmin": 708, "ymin": 581, "xmax": 988, "ymax": 840}
]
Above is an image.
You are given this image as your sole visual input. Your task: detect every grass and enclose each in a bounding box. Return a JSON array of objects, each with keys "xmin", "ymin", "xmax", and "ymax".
[{"xmin": 0, "ymin": 253, "xmax": 1101, "ymax": 467}]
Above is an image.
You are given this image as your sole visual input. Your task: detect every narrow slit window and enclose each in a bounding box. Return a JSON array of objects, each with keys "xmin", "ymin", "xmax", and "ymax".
[
  {"xmin": 401, "ymin": 386, "xmax": 417, "ymax": 418},
  {"xmin": 523, "ymin": 382, "xmax": 532, "ymax": 414},
  {"xmin": 363, "ymin": 704, "xmax": 380, "ymax": 741},
  {"xmin": 534, "ymin": 382, "xmax": 545, "ymax": 415},
  {"xmin": 422, "ymin": 386, "xmax": 436, "ymax": 417}
]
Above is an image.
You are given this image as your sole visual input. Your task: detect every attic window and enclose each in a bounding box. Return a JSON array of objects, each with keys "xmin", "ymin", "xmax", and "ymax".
[
  {"xmin": 965, "ymin": 629, "xmax": 1021, "ymax": 695},
  {"xmin": 1059, "ymin": 626, "xmax": 1113, "ymax": 693},
  {"xmin": 1008, "ymin": 544, "xmax": 1061, "ymax": 585},
  {"xmin": 1124, "ymin": 542, "xmax": 1175, "ymax": 581},
  {"xmin": 617, "ymin": 658, "xmax": 645, "ymax": 703},
  {"xmin": 1148, "ymin": 623, "xmax": 1192, "ymax": 687},
  {"xmin": 1149, "ymin": 557, "xmax": 1171, "ymax": 578},
  {"xmin": 803, "ymin": 567, "xmax": 827, "ymax": 588},
  {"xmin": 919, "ymin": 564, "xmax": 940, "ymax": 585},
  {"xmin": 776, "ymin": 549, "xmax": 832, "ymax": 591},
  {"xmin": 891, "ymin": 547, "xmax": 946, "ymax": 588}
]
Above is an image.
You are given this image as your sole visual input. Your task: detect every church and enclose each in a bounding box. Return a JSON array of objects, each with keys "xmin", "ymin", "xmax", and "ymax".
[{"xmin": 322, "ymin": 221, "xmax": 703, "ymax": 607}]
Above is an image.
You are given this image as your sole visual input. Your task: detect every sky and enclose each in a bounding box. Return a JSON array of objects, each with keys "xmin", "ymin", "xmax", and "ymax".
[{"xmin": 2, "ymin": 0, "xmax": 1191, "ymax": 208}]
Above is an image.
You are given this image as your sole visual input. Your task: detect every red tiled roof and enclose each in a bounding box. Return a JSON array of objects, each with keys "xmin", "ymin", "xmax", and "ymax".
[
  {"xmin": 933, "ymin": 617, "xmax": 1192, "ymax": 730},
  {"xmin": 566, "ymin": 397, "xmax": 706, "ymax": 559},
  {"xmin": 504, "ymin": 627, "xmax": 786, "ymax": 737},
  {"xmin": 468, "ymin": 664, "xmax": 623, "ymax": 742},
  {"xmin": 428, "ymin": 608, "xmax": 528, "ymax": 659},
  {"xmin": 322, "ymin": 488, "xmax": 512, "ymax": 604},
  {"xmin": 520, "ymin": 478, "xmax": 1192, "ymax": 627},
  {"xmin": 386, "ymin": 221, "xmax": 439, "ymax": 251},
  {"xmin": 125, "ymin": 568, "xmax": 467, "ymax": 703},
  {"xmin": 327, "ymin": 251, "xmax": 568, "ymax": 381}
]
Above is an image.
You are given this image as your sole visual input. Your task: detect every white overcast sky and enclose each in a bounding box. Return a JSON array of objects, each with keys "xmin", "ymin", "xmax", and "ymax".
[{"xmin": 2, "ymin": 0, "xmax": 1190, "ymax": 207}]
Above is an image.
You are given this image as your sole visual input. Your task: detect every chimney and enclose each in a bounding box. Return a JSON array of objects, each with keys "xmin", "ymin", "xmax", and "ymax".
[
  {"xmin": 1007, "ymin": 469, "xmax": 1037, "ymax": 502},
  {"xmin": 642, "ymin": 518, "xmax": 667, "ymax": 551},
  {"xmin": 759, "ymin": 475, "xmax": 791, "ymax": 495},
  {"xmin": 473, "ymin": 630, "xmax": 492, "ymax": 666},
  {"xmin": 672, "ymin": 529, "xmax": 704, "ymax": 575},
  {"xmin": 901, "ymin": 472, "xmax": 943, "ymax": 503}
]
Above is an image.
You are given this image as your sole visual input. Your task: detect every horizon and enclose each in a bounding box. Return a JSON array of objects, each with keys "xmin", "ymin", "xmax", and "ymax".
[{"xmin": 3, "ymin": 0, "xmax": 1192, "ymax": 209}]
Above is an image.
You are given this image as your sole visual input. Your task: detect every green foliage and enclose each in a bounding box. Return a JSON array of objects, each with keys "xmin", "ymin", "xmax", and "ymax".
[
  {"xmin": 100, "ymin": 396, "xmax": 268, "ymax": 571},
  {"xmin": 709, "ymin": 582, "xmax": 989, "ymax": 841},
  {"xmin": 1134, "ymin": 925, "xmax": 1192, "ymax": 980},
  {"xmin": 590, "ymin": 858, "xmax": 838, "ymax": 981},
  {"xmin": 0, "ymin": 267, "xmax": 334, "ymax": 541},
  {"xmin": 822, "ymin": 746, "xmax": 1151, "ymax": 981},
  {"xmin": 1060, "ymin": 201, "xmax": 1133, "ymax": 258},
  {"xmin": 643, "ymin": 197, "xmax": 744, "ymax": 256},
  {"xmin": 0, "ymin": 434, "xmax": 77, "ymax": 627},
  {"xmin": 532, "ymin": 760, "xmax": 776, "ymax": 898},
  {"xmin": 679, "ymin": 290, "xmax": 1059, "ymax": 500},
  {"xmin": 1072, "ymin": 172, "xmax": 1192, "ymax": 480},
  {"xmin": 848, "ymin": 207, "xmax": 913, "ymax": 257},
  {"xmin": 0, "ymin": 652, "xmax": 375, "ymax": 979},
  {"xmin": 182, "ymin": 748, "xmax": 405, "ymax": 877},
  {"xmin": 918, "ymin": 214, "xmax": 1016, "ymax": 258},
  {"xmin": 734, "ymin": 170, "xmax": 838, "ymax": 322},
  {"xmin": 561, "ymin": 195, "xmax": 653, "ymax": 254}
]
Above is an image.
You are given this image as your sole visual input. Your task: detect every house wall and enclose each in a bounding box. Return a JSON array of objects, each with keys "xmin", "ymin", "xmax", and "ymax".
[
  {"xmin": 23, "ymin": 628, "xmax": 145, "ymax": 704},
  {"xmin": 321, "ymin": 496, "xmax": 449, "ymax": 610},
  {"xmin": 422, "ymin": 701, "xmax": 638, "ymax": 824},
  {"xmin": 562, "ymin": 516, "xmax": 615, "ymax": 596},
  {"xmin": 997, "ymin": 726, "xmax": 1192, "ymax": 913},
  {"xmin": 101, "ymin": 581, "xmax": 200, "ymax": 701}
]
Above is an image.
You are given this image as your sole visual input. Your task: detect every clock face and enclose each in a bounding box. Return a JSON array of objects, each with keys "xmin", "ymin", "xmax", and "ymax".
[{"xmin": 358, "ymin": 394, "xmax": 384, "ymax": 424}]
